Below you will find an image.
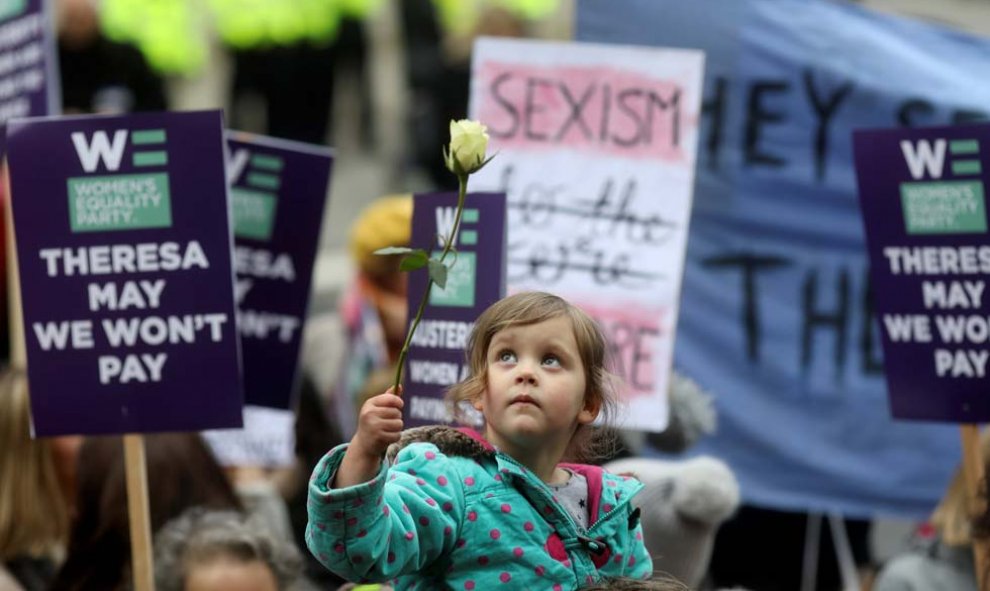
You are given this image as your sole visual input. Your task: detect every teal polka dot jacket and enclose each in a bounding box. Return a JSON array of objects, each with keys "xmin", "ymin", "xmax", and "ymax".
[{"xmin": 306, "ymin": 426, "xmax": 653, "ymax": 590}]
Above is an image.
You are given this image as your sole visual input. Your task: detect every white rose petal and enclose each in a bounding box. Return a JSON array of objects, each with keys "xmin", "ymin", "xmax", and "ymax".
[{"xmin": 447, "ymin": 119, "xmax": 489, "ymax": 175}]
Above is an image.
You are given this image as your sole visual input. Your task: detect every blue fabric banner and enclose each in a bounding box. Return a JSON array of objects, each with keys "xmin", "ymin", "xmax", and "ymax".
[{"xmin": 577, "ymin": 0, "xmax": 990, "ymax": 518}]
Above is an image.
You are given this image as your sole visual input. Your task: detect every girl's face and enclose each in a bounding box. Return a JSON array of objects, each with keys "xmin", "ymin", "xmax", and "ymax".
[
  {"xmin": 185, "ymin": 558, "xmax": 278, "ymax": 591},
  {"xmin": 473, "ymin": 315, "xmax": 598, "ymax": 457}
]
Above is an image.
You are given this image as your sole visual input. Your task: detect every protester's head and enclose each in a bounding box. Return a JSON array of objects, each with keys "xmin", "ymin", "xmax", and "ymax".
[
  {"xmin": 447, "ymin": 291, "xmax": 618, "ymax": 461},
  {"xmin": 348, "ymin": 194, "xmax": 413, "ymax": 358},
  {"xmin": 0, "ymin": 369, "xmax": 69, "ymax": 561},
  {"xmin": 155, "ymin": 508, "xmax": 305, "ymax": 591},
  {"xmin": 56, "ymin": 0, "xmax": 100, "ymax": 48},
  {"xmin": 934, "ymin": 428, "xmax": 990, "ymax": 546},
  {"xmin": 579, "ymin": 573, "xmax": 692, "ymax": 590},
  {"xmin": 52, "ymin": 433, "xmax": 242, "ymax": 591},
  {"xmin": 348, "ymin": 194, "xmax": 413, "ymax": 291}
]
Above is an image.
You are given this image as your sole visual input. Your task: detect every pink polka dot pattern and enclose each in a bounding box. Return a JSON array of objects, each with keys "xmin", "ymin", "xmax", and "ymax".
[
  {"xmin": 464, "ymin": 476, "xmax": 475, "ymax": 486},
  {"xmin": 553, "ymin": 584, "xmax": 562, "ymax": 591},
  {"xmin": 383, "ymin": 505, "xmax": 390, "ymax": 516},
  {"xmin": 456, "ymin": 538, "xmax": 466, "ymax": 548},
  {"xmin": 524, "ymin": 521, "xmax": 535, "ymax": 532},
  {"xmin": 501, "ymin": 504, "xmax": 512, "ymax": 513},
  {"xmin": 534, "ymin": 565, "xmax": 545, "ymax": 576},
  {"xmin": 402, "ymin": 504, "xmax": 410, "ymax": 514},
  {"xmin": 499, "ymin": 572, "xmax": 511, "ymax": 583},
  {"xmin": 444, "ymin": 525, "xmax": 452, "ymax": 536},
  {"xmin": 614, "ymin": 553, "xmax": 623, "ymax": 564},
  {"xmin": 490, "ymin": 528, "xmax": 501, "ymax": 540},
  {"xmin": 478, "ymin": 556, "xmax": 489, "ymax": 566},
  {"xmin": 415, "ymin": 478, "xmax": 426, "ymax": 486},
  {"xmin": 407, "ymin": 468, "xmax": 417, "ymax": 475},
  {"xmin": 404, "ymin": 531, "xmax": 415, "ymax": 541},
  {"xmin": 425, "ymin": 498, "xmax": 437, "ymax": 506},
  {"xmin": 464, "ymin": 581, "xmax": 475, "ymax": 590},
  {"xmin": 387, "ymin": 552, "xmax": 396, "ymax": 563},
  {"xmin": 442, "ymin": 502, "xmax": 454, "ymax": 512},
  {"xmin": 493, "ymin": 474, "xmax": 503, "ymax": 482},
  {"xmin": 357, "ymin": 529, "xmax": 367, "ymax": 538},
  {"xmin": 607, "ymin": 480, "xmax": 617, "ymax": 487},
  {"xmin": 419, "ymin": 516, "xmax": 430, "ymax": 526},
  {"xmin": 628, "ymin": 556, "xmax": 636, "ymax": 567},
  {"xmin": 425, "ymin": 451, "xmax": 436, "ymax": 460},
  {"xmin": 333, "ymin": 543, "xmax": 345, "ymax": 553},
  {"xmin": 467, "ymin": 511, "xmax": 478, "ymax": 522},
  {"xmin": 346, "ymin": 517, "xmax": 358, "ymax": 526},
  {"xmin": 635, "ymin": 531, "xmax": 643, "ymax": 540},
  {"xmin": 513, "ymin": 547, "xmax": 524, "ymax": 558},
  {"xmin": 603, "ymin": 504, "xmax": 613, "ymax": 513},
  {"xmin": 437, "ymin": 475, "xmax": 448, "ymax": 486}
]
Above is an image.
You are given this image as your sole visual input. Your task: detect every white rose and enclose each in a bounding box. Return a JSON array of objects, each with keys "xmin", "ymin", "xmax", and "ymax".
[{"xmin": 446, "ymin": 119, "xmax": 489, "ymax": 175}]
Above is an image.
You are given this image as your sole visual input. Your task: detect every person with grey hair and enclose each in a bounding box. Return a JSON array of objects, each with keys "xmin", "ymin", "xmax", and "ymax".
[{"xmin": 154, "ymin": 508, "xmax": 311, "ymax": 591}]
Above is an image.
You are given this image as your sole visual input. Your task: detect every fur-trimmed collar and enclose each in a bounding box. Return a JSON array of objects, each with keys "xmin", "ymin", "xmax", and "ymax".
[{"xmin": 385, "ymin": 426, "xmax": 493, "ymax": 464}]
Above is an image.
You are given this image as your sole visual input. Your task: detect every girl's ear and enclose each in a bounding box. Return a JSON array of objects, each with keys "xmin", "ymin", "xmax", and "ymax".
[
  {"xmin": 472, "ymin": 391, "xmax": 485, "ymax": 412},
  {"xmin": 576, "ymin": 394, "xmax": 601, "ymax": 425}
]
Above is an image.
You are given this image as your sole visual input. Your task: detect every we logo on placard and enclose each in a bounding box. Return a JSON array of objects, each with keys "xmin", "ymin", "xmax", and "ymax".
[
  {"xmin": 429, "ymin": 206, "xmax": 480, "ymax": 308},
  {"xmin": 67, "ymin": 128, "xmax": 173, "ymax": 232},
  {"xmin": 898, "ymin": 138, "xmax": 987, "ymax": 235},
  {"xmin": 228, "ymin": 148, "xmax": 283, "ymax": 241}
]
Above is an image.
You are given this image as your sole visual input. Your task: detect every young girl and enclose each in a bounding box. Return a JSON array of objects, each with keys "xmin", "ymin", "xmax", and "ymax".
[{"xmin": 306, "ymin": 291, "xmax": 653, "ymax": 590}]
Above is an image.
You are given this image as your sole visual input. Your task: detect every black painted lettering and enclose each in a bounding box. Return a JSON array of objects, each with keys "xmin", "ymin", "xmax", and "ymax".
[
  {"xmin": 859, "ymin": 270, "xmax": 883, "ymax": 375},
  {"xmin": 556, "ymin": 82, "xmax": 596, "ymax": 142},
  {"xmin": 702, "ymin": 76, "xmax": 728, "ymax": 171},
  {"xmin": 703, "ymin": 253, "xmax": 793, "ymax": 362},
  {"xmin": 801, "ymin": 269, "xmax": 849, "ymax": 373},
  {"xmin": 803, "ymin": 69, "xmax": 854, "ymax": 182},
  {"xmin": 489, "ymin": 72, "xmax": 520, "ymax": 139},
  {"xmin": 744, "ymin": 81, "xmax": 789, "ymax": 168},
  {"xmin": 524, "ymin": 77, "xmax": 553, "ymax": 141},
  {"xmin": 613, "ymin": 88, "xmax": 644, "ymax": 147},
  {"xmin": 646, "ymin": 88, "xmax": 681, "ymax": 147}
]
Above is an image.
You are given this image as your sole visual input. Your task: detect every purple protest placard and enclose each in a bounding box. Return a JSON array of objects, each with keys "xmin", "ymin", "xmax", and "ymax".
[
  {"xmin": 7, "ymin": 110, "xmax": 243, "ymax": 436},
  {"xmin": 854, "ymin": 123, "xmax": 990, "ymax": 422},
  {"xmin": 0, "ymin": 0, "xmax": 60, "ymax": 151},
  {"xmin": 404, "ymin": 192, "xmax": 506, "ymax": 428},
  {"xmin": 226, "ymin": 132, "xmax": 333, "ymax": 410}
]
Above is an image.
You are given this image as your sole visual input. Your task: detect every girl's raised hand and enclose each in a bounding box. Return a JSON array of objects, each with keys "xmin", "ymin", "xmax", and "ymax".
[
  {"xmin": 334, "ymin": 386, "xmax": 405, "ymax": 489},
  {"xmin": 353, "ymin": 385, "xmax": 405, "ymax": 459}
]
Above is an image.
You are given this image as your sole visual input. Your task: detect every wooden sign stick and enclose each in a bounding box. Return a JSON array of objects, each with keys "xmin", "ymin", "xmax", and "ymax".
[
  {"xmin": 961, "ymin": 424, "xmax": 988, "ymax": 591},
  {"xmin": 124, "ymin": 433, "xmax": 155, "ymax": 591},
  {"xmin": 5, "ymin": 162, "xmax": 24, "ymax": 369}
]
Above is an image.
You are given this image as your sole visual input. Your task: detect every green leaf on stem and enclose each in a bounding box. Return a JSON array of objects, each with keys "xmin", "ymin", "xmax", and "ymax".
[
  {"xmin": 428, "ymin": 258, "xmax": 448, "ymax": 289},
  {"xmin": 399, "ymin": 250, "xmax": 429, "ymax": 272}
]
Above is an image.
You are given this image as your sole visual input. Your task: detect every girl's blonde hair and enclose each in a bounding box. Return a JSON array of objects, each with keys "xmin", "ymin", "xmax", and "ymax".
[
  {"xmin": 446, "ymin": 291, "xmax": 618, "ymax": 461},
  {"xmin": 0, "ymin": 369, "xmax": 69, "ymax": 560},
  {"xmin": 932, "ymin": 428, "xmax": 990, "ymax": 546}
]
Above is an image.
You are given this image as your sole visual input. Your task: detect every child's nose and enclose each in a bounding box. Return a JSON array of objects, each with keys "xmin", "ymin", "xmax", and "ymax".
[{"xmin": 515, "ymin": 362, "xmax": 537, "ymax": 385}]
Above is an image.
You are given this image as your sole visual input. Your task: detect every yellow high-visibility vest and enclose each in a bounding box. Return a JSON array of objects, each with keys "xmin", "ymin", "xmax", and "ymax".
[
  {"xmin": 433, "ymin": 0, "xmax": 559, "ymax": 35},
  {"xmin": 100, "ymin": 0, "xmax": 207, "ymax": 75},
  {"xmin": 207, "ymin": 0, "xmax": 346, "ymax": 48}
]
